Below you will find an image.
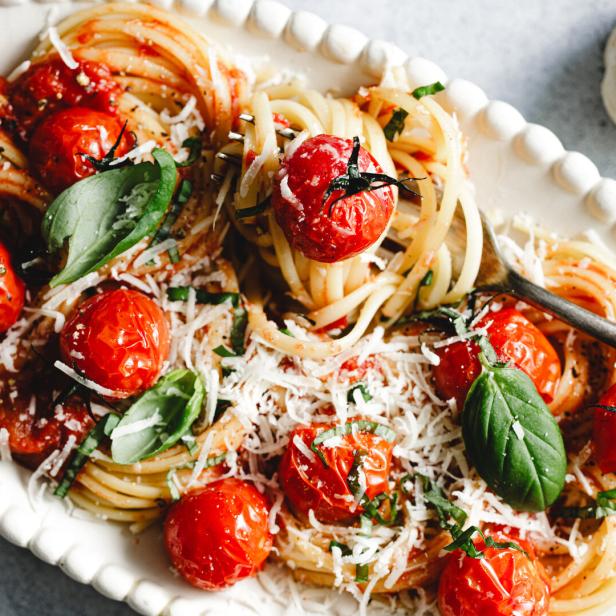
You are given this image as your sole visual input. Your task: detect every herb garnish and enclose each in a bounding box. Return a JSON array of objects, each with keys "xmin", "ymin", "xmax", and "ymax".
[
  {"xmin": 412, "ymin": 81, "xmax": 445, "ymax": 100},
  {"xmin": 54, "ymin": 413, "xmax": 120, "ymax": 498},
  {"xmin": 557, "ymin": 488, "xmax": 616, "ymax": 519},
  {"xmin": 167, "ymin": 286, "xmax": 240, "ymax": 307},
  {"xmin": 347, "ymin": 383, "xmax": 372, "ymax": 403},
  {"xmin": 81, "ymin": 120, "xmax": 131, "ymax": 171},
  {"xmin": 327, "ymin": 541, "xmax": 370, "ymax": 583},
  {"xmin": 175, "ymin": 137, "xmax": 201, "ymax": 168},
  {"xmin": 166, "ymin": 453, "xmax": 227, "ymax": 501},
  {"xmin": 322, "ymin": 136, "xmax": 422, "ymax": 215},
  {"xmin": 383, "ymin": 107, "xmax": 409, "ymax": 141},
  {"xmin": 419, "ymin": 269, "xmax": 434, "ymax": 288}
]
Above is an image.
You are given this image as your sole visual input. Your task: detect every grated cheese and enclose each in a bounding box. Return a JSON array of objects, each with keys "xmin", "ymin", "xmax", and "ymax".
[
  {"xmin": 47, "ymin": 26, "xmax": 78, "ymax": 70},
  {"xmin": 54, "ymin": 360, "xmax": 124, "ymax": 398}
]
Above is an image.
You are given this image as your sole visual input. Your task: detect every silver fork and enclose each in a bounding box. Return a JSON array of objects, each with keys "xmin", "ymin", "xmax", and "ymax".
[{"xmin": 471, "ymin": 210, "xmax": 616, "ymax": 347}]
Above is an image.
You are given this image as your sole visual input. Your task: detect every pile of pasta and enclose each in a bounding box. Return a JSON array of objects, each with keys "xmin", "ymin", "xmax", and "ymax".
[{"xmin": 0, "ymin": 4, "xmax": 615, "ymax": 616}]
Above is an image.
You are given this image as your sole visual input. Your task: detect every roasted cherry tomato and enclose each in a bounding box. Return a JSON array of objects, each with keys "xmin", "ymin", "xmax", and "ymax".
[
  {"xmin": 0, "ymin": 241, "xmax": 25, "ymax": 333},
  {"xmin": 272, "ymin": 134, "xmax": 394, "ymax": 263},
  {"xmin": 433, "ymin": 307, "xmax": 561, "ymax": 408},
  {"xmin": 59, "ymin": 289, "xmax": 170, "ymax": 399},
  {"xmin": 29, "ymin": 106, "xmax": 132, "ymax": 193},
  {"xmin": 9, "ymin": 57, "xmax": 122, "ymax": 136},
  {"xmin": 164, "ymin": 478, "xmax": 272, "ymax": 590},
  {"xmin": 438, "ymin": 528, "xmax": 550, "ymax": 616},
  {"xmin": 278, "ymin": 422, "xmax": 394, "ymax": 524},
  {"xmin": 592, "ymin": 383, "xmax": 616, "ymax": 473},
  {"xmin": 0, "ymin": 383, "xmax": 94, "ymax": 469}
]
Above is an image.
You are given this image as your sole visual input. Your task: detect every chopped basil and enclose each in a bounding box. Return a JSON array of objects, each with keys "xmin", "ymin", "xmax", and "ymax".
[
  {"xmin": 235, "ymin": 198, "xmax": 269, "ymax": 219},
  {"xmin": 558, "ymin": 488, "xmax": 616, "ymax": 519},
  {"xmin": 360, "ymin": 514, "xmax": 373, "ymax": 536},
  {"xmin": 444, "ymin": 525, "xmax": 528, "ymax": 559},
  {"xmin": 43, "ymin": 148, "xmax": 177, "ymax": 286},
  {"xmin": 355, "ymin": 563, "xmax": 369, "ymax": 583},
  {"xmin": 414, "ymin": 473, "xmax": 467, "ymax": 527},
  {"xmin": 419, "ymin": 269, "xmax": 434, "ymax": 288},
  {"xmin": 279, "ymin": 327, "xmax": 294, "ymax": 337},
  {"xmin": 383, "ymin": 107, "xmax": 409, "ymax": 141},
  {"xmin": 322, "ymin": 137, "xmax": 421, "ymax": 214},
  {"xmin": 81, "ymin": 120, "xmax": 130, "ymax": 171},
  {"xmin": 166, "ymin": 453, "xmax": 227, "ymax": 501},
  {"xmin": 328, "ymin": 540, "xmax": 352, "ymax": 556},
  {"xmin": 166, "ymin": 286, "xmax": 240, "ymax": 308},
  {"xmin": 412, "ymin": 81, "xmax": 445, "ymax": 100},
  {"xmin": 54, "ymin": 413, "xmax": 120, "ymax": 498},
  {"xmin": 310, "ymin": 420, "xmax": 396, "ymax": 466},
  {"xmin": 361, "ymin": 492, "xmax": 399, "ymax": 526},
  {"xmin": 230, "ymin": 305, "xmax": 248, "ymax": 355},
  {"xmin": 175, "ymin": 137, "xmax": 201, "ymax": 168},
  {"xmin": 181, "ymin": 434, "xmax": 198, "ymax": 456},
  {"xmin": 347, "ymin": 383, "xmax": 372, "ymax": 403},
  {"xmin": 213, "ymin": 345, "xmax": 237, "ymax": 358},
  {"xmin": 110, "ymin": 369, "xmax": 205, "ymax": 464},
  {"xmin": 150, "ymin": 179, "xmax": 192, "ymax": 264}
]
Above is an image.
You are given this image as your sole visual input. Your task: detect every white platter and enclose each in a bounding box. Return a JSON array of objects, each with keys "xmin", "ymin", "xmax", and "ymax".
[{"xmin": 1, "ymin": 1, "xmax": 615, "ymax": 615}]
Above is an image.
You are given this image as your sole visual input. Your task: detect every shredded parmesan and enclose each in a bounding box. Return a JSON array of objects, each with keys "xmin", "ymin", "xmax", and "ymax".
[
  {"xmin": 54, "ymin": 360, "xmax": 124, "ymax": 398},
  {"xmin": 47, "ymin": 26, "xmax": 78, "ymax": 69}
]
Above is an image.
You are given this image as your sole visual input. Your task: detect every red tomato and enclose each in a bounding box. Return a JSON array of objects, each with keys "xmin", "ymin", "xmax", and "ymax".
[
  {"xmin": 592, "ymin": 383, "xmax": 616, "ymax": 473},
  {"xmin": 0, "ymin": 242, "xmax": 25, "ymax": 333},
  {"xmin": 438, "ymin": 528, "xmax": 550, "ymax": 616},
  {"xmin": 9, "ymin": 57, "xmax": 122, "ymax": 136},
  {"xmin": 0, "ymin": 388, "xmax": 94, "ymax": 469},
  {"xmin": 272, "ymin": 134, "xmax": 394, "ymax": 263},
  {"xmin": 433, "ymin": 308, "xmax": 561, "ymax": 408},
  {"xmin": 278, "ymin": 422, "xmax": 394, "ymax": 524},
  {"xmin": 59, "ymin": 289, "xmax": 170, "ymax": 399},
  {"xmin": 29, "ymin": 107, "xmax": 133, "ymax": 193},
  {"xmin": 164, "ymin": 478, "xmax": 272, "ymax": 590}
]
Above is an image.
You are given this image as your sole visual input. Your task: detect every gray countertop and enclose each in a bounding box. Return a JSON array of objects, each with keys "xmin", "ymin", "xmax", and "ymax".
[{"xmin": 2, "ymin": 1, "xmax": 615, "ymax": 615}]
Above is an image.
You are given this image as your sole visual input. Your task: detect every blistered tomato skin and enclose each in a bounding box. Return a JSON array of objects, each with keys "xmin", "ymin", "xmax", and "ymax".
[
  {"xmin": 29, "ymin": 106, "xmax": 132, "ymax": 193},
  {"xmin": 278, "ymin": 423, "xmax": 394, "ymax": 524},
  {"xmin": 0, "ymin": 242, "xmax": 25, "ymax": 333},
  {"xmin": 271, "ymin": 134, "xmax": 394, "ymax": 263},
  {"xmin": 438, "ymin": 529, "xmax": 551, "ymax": 616},
  {"xmin": 433, "ymin": 308, "xmax": 561, "ymax": 408},
  {"xmin": 59, "ymin": 289, "xmax": 170, "ymax": 399},
  {"xmin": 9, "ymin": 57, "xmax": 123, "ymax": 136},
  {"xmin": 164, "ymin": 478, "xmax": 273, "ymax": 590},
  {"xmin": 593, "ymin": 383, "xmax": 616, "ymax": 473}
]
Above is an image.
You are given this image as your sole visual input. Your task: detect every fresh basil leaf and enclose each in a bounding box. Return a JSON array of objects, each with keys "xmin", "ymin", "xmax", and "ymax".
[
  {"xmin": 362, "ymin": 491, "xmax": 400, "ymax": 526},
  {"xmin": 347, "ymin": 383, "xmax": 372, "ymax": 403},
  {"xmin": 412, "ymin": 81, "xmax": 445, "ymax": 100},
  {"xmin": 213, "ymin": 345, "xmax": 237, "ymax": 358},
  {"xmin": 415, "ymin": 473, "xmax": 467, "ymax": 527},
  {"xmin": 444, "ymin": 524, "xmax": 528, "ymax": 559},
  {"xmin": 231, "ymin": 305, "xmax": 248, "ymax": 355},
  {"xmin": 43, "ymin": 148, "xmax": 177, "ymax": 287},
  {"xmin": 383, "ymin": 107, "xmax": 409, "ymax": 142},
  {"xmin": 310, "ymin": 420, "xmax": 396, "ymax": 466},
  {"xmin": 175, "ymin": 137, "xmax": 201, "ymax": 168},
  {"xmin": 167, "ymin": 286, "xmax": 240, "ymax": 307},
  {"xmin": 558, "ymin": 488, "xmax": 616, "ymax": 519},
  {"xmin": 110, "ymin": 369, "xmax": 205, "ymax": 464},
  {"xmin": 54, "ymin": 413, "xmax": 120, "ymax": 498},
  {"xmin": 462, "ymin": 361, "xmax": 566, "ymax": 511}
]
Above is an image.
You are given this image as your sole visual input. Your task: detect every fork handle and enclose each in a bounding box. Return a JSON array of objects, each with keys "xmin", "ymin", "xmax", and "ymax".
[{"xmin": 503, "ymin": 269, "xmax": 616, "ymax": 347}]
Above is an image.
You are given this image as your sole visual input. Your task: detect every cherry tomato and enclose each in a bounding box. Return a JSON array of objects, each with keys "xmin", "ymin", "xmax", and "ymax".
[
  {"xmin": 164, "ymin": 478, "xmax": 272, "ymax": 590},
  {"xmin": 433, "ymin": 308, "xmax": 561, "ymax": 408},
  {"xmin": 0, "ymin": 241, "xmax": 25, "ymax": 333},
  {"xmin": 272, "ymin": 134, "xmax": 394, "ymax": 263},
  {"xmin": 592, "ymin": 383, "xmax": 616, "ymax": 473},
  {"xmin": 0, "ymin": 376, "xmax": 94, "ymax": 469},
  {"xmin": 29, "ymin": 106, "xmax": 133, "ymax": 193},
  {"xmin": 9, "ymin": 57, "xmax": 122, "ymax": 136},
  {"xmin": 438, "ymin": 528, "xmax": 550, "ymax": 616},
  {"xmin": 278, "ymin": 422, "xmax": 394, "ymax": 524},
  {"xmin": 59, "ymin": 289, "xmax": 170, "ymax": 399}
]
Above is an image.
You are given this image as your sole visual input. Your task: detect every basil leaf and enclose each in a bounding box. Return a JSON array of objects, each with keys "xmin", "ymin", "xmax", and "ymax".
[
  {"xmin": 419, "ymin": 269, "xmax": 434, "ymax": 287},
  {"xmin": 54, "ymin": 413, "xmax": 120, "ymax": 498},
  {"xmin": 355, "ymin": 563, "xmax": 369, "ymax": 583},
  {"xmin": 175, "ymin": 137, "xmax": 201, "ymax": 168},
  {"xmin": 383, "ymin": 107, "xmax": 409, "ymax": 141},
  {"xmin": 558, "ymin": 488, "xmax": 616, "ymax": 519},
  {"xmin": 462, "ymin": 362, "xmax": 566, "ymax": 511},
  {"xmin": 213, "ymin": 345, "xmax": 237, "ymax": 358},
  {"xmin": 444, "ymin": 525, "xmax": 528, "ymax": 559},
  {"xmin": 43, "ymin": 148, "xmax": 177, "ymax": 287},
  {"xmin": 347, "ymin": 383, "xmax": 372, "ymax": 403},
  {"xmin": 412, "ymin": 81, "xmax": 445, "ymax": 100},
  {"xmin": 415, "ymin": 473, "xmax": 467, "ymax": 527},
  {"xmin": 231, "ymin": 305, "xmax": 248, "ymax": 355},
  {"xmin": 110, "ymin": 369, "xmax": 205, "ymax": 464},
  {"xmin": 167, "ymin": 286, "xmax": 240, "ymax": 307}
]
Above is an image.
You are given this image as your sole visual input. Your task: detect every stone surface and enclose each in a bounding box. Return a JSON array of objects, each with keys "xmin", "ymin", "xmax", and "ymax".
[{"xmin": 2, "ymin": 1, "xmax": 616, "ymax": 615}]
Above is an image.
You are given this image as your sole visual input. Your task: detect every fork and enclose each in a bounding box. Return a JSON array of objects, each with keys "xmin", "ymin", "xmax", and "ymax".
[
  {"xmin": 215, "ymin": 117, "xmax": 616, "ymax": 348},
  {"xmin": 473, "ymin": 210, "xmax": 616, "ymax": 347}
]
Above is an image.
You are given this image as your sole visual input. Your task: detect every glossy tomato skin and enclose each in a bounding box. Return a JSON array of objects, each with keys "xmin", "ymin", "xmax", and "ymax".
[
  {"xmin": 59, "ymin": 289, "xmax": 170, "ymax": 399},
  {"xmin": 0, "ymin": 242, "xmax": 25, "ymax": 333},
  {"xmin": 592, "ymin": 383, "xmax": 616, "ymax": 473},
  {"xmin": 272, "ymin": 134, "xmax": 394, "ymax": 263},
  {"xmin": 278, "ymin": 422, "xmax": 394, "ymax": 524},
  {"xmin": 9, "ymin": 57, "xmax": 122, "ymax": 137},
  {"xmin": 433, "ymin": 308, "xmax": 561, "ymax": 408},
  {"xmin": 29, "ymin": 106, "xmax": 133, "ymax": 194},
  {"xmin": 164, "ymin": 478, "xmax": 273, "ymax": 590},
  {"xmin": 438, "ymin": 529, "xmax": 550, "ymax": 616}
]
